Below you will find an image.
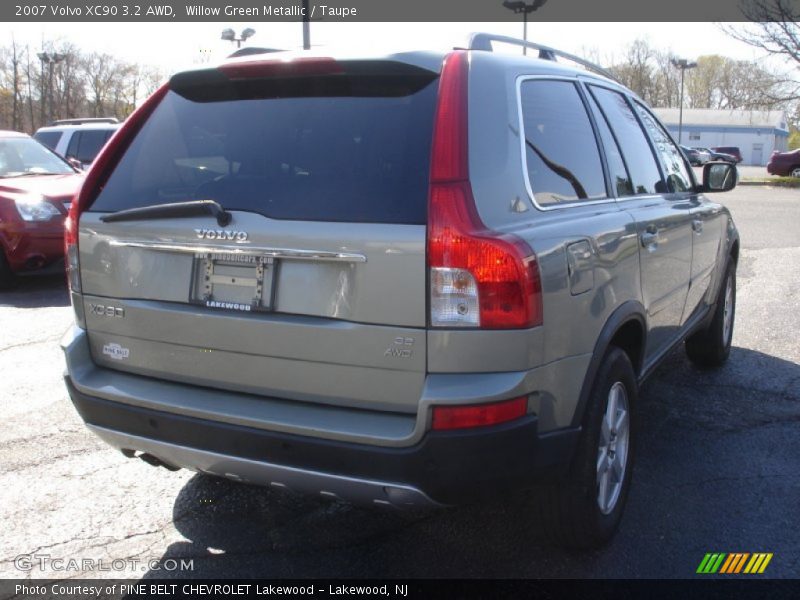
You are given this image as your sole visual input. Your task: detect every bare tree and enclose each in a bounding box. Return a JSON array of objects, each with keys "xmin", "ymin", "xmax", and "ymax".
[
  {"xmin": 0, "ymin": 39, "xmax": 162, "ymax": 132},
  {"xmin": 608, "ymin": 37, "xmax": 792, "ymax": 113},
  {"xmin": 24, "ymin": 46, "xmax": 38, "ymax": 131},
  {"xmin": 726, "ymin": 0, "xmax": 800, "ymax": 64},
  {"xmin": 723, "ymin": 0, "xmax": 800, "ymax": 102},
  {"xmin": 610, "ymin": 39, "xmax": 657, "ymax": 102}
]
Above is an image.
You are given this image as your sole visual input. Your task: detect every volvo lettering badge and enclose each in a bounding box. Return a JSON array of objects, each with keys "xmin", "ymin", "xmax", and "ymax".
[{"xmin": 194, "ymin": 229, "xmax": 249, "ymax": 242}]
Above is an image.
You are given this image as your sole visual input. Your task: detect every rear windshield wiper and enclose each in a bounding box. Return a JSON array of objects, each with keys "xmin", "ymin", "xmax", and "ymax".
[{"xmin": 100, "ymin": 199, "xmax": 231, "ymax": 227}]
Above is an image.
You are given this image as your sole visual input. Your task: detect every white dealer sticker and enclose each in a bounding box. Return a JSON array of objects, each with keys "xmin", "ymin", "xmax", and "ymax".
[{"xmin": 102, "ymin": 343, "xmax": 130, "ymax": 361}]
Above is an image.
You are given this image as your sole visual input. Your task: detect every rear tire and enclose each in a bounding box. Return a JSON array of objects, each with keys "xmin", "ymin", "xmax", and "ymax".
[
  {"xmin": 791, "ymin": 166, "xmax": 800, "ymax": 178},
  {"xmin": 685, "ymin": 260, "xmax": 736, "ymax": 368},
  {"xmin": 0, "ymin": 250, "xmax": 15, "ymax": 290},
  {"xmin": 536, "ymin": 347, "xmax": 637, "ymax": 549}
]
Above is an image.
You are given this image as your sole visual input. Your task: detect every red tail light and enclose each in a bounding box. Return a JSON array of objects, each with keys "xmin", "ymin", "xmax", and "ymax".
[
  {"xmin": 64, "ymin": 83, "xmax": 169, "ymax": 293},
  {"xmin": 432, "ymin": 397, "xmax": 529, "ymax": 431},
  {"xmin": 427, "ymin": 51, "xmax": 542, "ymax": 329}
]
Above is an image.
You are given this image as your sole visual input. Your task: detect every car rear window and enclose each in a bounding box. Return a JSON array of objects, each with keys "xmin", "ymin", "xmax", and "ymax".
[{"xmin": 88, "ymin": 68, "xmax": 438, "ymax": 225}]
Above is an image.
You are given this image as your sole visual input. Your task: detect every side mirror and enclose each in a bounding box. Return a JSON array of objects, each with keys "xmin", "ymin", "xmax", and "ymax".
[
  {"xmin": 702, "ymin": 162, "xmax": 737, "ymax": 192},
  {"xmin": 67, "ymin": 157, "xmax": 84, "ymax": 171}
]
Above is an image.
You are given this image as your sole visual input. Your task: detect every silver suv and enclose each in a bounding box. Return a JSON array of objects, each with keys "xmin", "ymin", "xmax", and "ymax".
[{"xmin": 62, "ymin": 35, "xmax": 740, "ymax": 548}]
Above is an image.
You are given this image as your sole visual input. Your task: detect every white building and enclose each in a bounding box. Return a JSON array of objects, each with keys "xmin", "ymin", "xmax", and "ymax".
[{"xmin": 652, "ymin": 108, "xmax": 789, "ymax": 166}]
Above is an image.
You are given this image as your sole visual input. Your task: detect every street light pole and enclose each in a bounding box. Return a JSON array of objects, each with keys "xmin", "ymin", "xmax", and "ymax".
[
  {"xmin": 670, "ymin": 57, "xmax": 697, "ymax": 144},
  {"xmin": 37, "ymin": 54, "xmax": 46, "ymax": 126},
  {"xmin": 502, "ymin": 0, "xmax": 548, "ymax": 55},
  {"xmin": 36, "ymin": 52, "xmax": 65, "ymax": 125}
]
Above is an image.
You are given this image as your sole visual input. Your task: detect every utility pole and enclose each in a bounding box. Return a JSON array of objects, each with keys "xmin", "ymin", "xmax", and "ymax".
[
  {"xmin": 302, "ymin": 0, "xmax": 310, "ymax": 49},
  {"xmin": 671, "ymin": 58, "xmax": 697, "ymax": 144}
]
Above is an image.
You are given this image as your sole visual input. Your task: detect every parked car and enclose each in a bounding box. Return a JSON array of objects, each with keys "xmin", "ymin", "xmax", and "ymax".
[
  {"xmin": 681, "ymin": 145, "xmax": 707, "ymax": 166},
  {"xmin": 695, "ymin": 147, "xmax": 736, "ymax": 163},
  {"xmin": 766, "ymin": 148, "xmax": 800, "ymax": 177},
  {"xmin": 690, "ymin": 147, "xmax": 712, "ymax": 164},
  {"xmin": 62, "ymin": 34, "xmax": 740, "ymax": 549},
  {"xmin": 0, "ymin": 131, "xmax": 82, "ymax": 288},
  {"xmin": 712, "ymin": 146, "xmax": 743, "ymax": 163},
  {"xmin": 34, "ymin": 118, "xmax": 120, "ymax": 170}
]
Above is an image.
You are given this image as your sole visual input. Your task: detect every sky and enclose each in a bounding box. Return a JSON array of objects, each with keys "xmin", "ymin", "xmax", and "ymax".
[{"xmin": 1, "ymin": 21, "xmax": 777, "ymax": 77}]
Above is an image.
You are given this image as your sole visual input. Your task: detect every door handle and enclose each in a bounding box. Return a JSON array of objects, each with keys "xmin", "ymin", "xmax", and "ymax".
[
  {"xmin": 640, "ymin": 226, "xmax": 659, "ymax": 248},
  {"xmin": 692, "ymin": 219, "xmax": 704, "ymax": 233}
]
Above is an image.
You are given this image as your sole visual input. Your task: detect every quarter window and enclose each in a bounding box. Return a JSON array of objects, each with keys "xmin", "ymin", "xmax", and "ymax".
[
  {"xmin": 634, "ymin": 102, "xmax": 693, "ymax": 193},
  {"xmin": 588, "ymin": 86, "xmax": 662, "ymax": 196},
  {"xmin": 520, "ymin": 80, "xmax": 606, "ymax": 206}
]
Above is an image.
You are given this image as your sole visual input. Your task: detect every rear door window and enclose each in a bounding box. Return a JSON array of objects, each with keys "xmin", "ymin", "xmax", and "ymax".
[
  {"xmin": 585, "ymin": 90, "xmax": 633, "ymax": 197},
  {"xmin": 74, "ymin": 129, "xmax": 113, "ymax": 163},
  {"xmin": 519, "ymin": 79, "xmax": 607, "ymax": 206},
  {"xmin": 89, "ymin": 70, "xmax": 438, "ymax": 224},
  {"xmin": 588, "ymin": 86, "xmax": 663, "ymax": 196}
]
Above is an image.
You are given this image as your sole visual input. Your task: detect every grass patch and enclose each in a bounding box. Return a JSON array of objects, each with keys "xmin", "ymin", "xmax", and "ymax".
[{"xmin": 741, "ymin": 176, "xmax": 800, "ymax": 188}]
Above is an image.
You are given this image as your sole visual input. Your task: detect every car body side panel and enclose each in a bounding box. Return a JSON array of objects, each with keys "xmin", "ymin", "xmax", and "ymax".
[{"xmin": 427, "ymin": 54, "xmax": 642, "ymax": 431}]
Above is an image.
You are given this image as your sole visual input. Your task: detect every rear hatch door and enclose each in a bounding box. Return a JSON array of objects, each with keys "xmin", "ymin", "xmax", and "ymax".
[{"xmin": 78, "ymin": 58, "xmax": 438, "ymax": 414}]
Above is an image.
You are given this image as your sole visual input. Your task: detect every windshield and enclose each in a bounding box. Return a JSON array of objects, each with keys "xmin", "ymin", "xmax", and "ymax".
[
  {"xmin": 0, "ymin": 137, "xmax": 74, "ymax": 178},
  {"xmin": 89, "ymin": 73, "xmax": 438, "ymax": 225}
]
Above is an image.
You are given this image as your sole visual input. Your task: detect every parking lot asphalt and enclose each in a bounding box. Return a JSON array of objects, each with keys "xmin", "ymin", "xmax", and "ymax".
[{"xmin": 0, "ymin": 185, "xmax": 798, "ymax": 580}]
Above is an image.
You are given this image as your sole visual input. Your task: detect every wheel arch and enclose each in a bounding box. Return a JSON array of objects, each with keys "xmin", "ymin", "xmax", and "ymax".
[
  {"xmin": 730, "ymin": 237, "xmax": 739, "ymax": 264},
  {"xmin": 570, "ymin": 301, "xmax": 646, "ymax": 429}
]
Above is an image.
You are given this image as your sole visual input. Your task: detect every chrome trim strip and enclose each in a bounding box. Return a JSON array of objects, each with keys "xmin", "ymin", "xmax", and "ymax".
[
  {"xmin": 87, "ymin": 425, "xmax": 440, "ymax": 508},
  {"xmin": 107, "ymin": 239, "xmax": 367, "ymax": 263}
]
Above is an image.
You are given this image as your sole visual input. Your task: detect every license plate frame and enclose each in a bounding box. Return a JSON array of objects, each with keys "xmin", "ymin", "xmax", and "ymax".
[{"xmin": 190, "ymin": 252, "xmax": 276, "ymax": 313}]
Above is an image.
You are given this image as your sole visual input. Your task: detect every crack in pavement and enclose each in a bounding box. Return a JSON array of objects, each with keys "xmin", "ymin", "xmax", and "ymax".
[
  {"xmin": 0, "ymin": 335, "xmax": 64, "ymax": 354},
  {"xmin": 0, "ymin": 527, "xmax": 171, "ymax": 567},
  {"xmin": 2, "ymin": 447, "xmax": 102, "ymax": 474}
]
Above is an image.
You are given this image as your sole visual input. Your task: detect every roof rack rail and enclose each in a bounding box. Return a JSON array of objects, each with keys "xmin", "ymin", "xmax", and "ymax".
[
  {"xmin": 468, "ymin": 33, "xmax": 620, "ymax": 84},
  {"xmin": 48, "ymin": 117, "xmax": 119, "ymax": 126}
]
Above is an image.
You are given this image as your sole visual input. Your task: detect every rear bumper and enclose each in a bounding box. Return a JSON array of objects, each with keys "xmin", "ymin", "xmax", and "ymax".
[{"xmin": 66, "ymin": 377, "xmax": 580, "ymax": 507}]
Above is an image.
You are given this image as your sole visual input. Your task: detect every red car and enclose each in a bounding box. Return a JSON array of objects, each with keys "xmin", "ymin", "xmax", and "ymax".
[
  {"xmin": 0, "ymin": 131, "xmax": 82, "ymax": 288},
  {"xmin": 767, "ymin": 148, "xmax": 800, "ymax": 177}
]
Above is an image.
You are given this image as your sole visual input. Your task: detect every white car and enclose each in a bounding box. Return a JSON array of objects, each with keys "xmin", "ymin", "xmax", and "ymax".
[
  {"xmin": 34, "ymin": 118, "xmax": 120, "ymax": 170},
  {"xmin": 690, "ymin": 147, "xmax": 712, "ymax": 164}
]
